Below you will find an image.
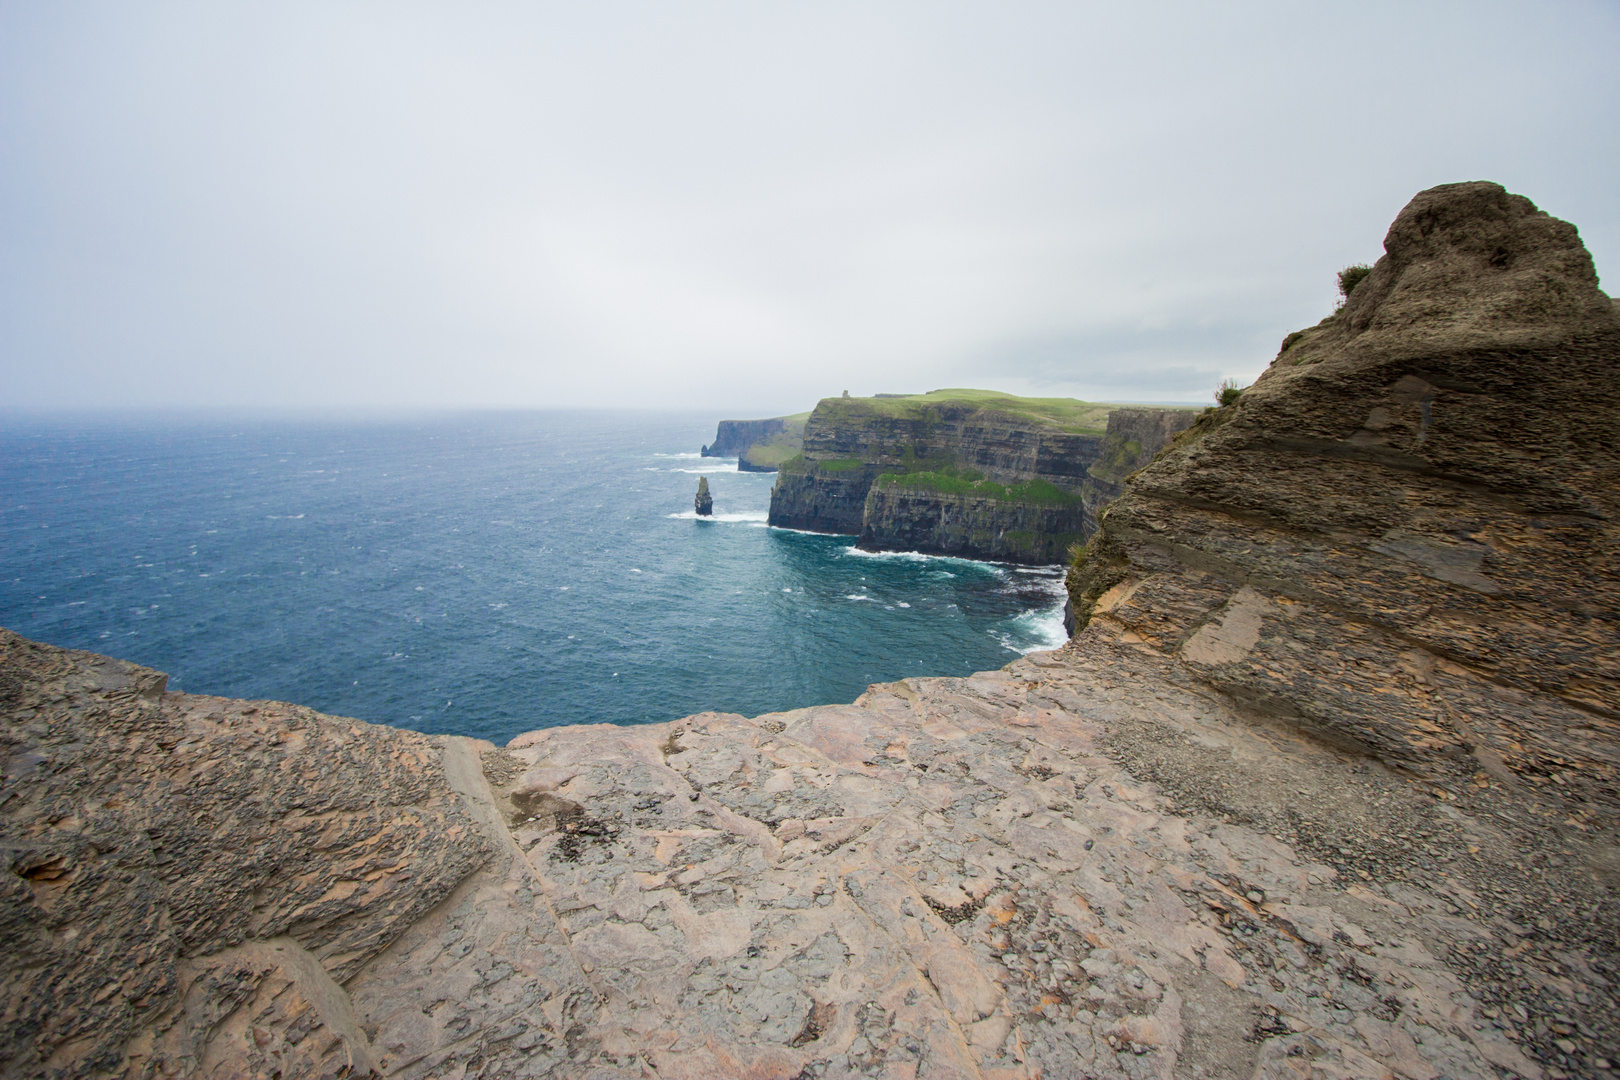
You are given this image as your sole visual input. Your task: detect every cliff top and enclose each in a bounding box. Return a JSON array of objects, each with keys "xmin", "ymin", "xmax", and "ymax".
[{"xmin": 812, "ymin": 388, "xmax": 1192, "ymax": 434}]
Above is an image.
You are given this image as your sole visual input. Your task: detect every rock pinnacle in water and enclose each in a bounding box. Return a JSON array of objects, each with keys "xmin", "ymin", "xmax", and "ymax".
[{"xmin": 694, "ymin": 476, "xmax": 713, "ymax": 516}]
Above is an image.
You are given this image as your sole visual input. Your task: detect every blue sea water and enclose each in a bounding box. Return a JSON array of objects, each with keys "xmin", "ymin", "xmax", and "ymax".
[{"xmin": 0, "ymin": 411, "xmax": 1068, "ymax": 745}]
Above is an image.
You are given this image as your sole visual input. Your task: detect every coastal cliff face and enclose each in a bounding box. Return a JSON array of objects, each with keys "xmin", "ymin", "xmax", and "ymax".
[
  {"xmin": 701, "ymin": 415, "xmax": 808, "ymax": 472},
  {"xmin": 702, "ymin": 418, "xmax": 784, "ymax": 457},
  {"xmin": 858, "ymin": 481, "xmax": 1086, "ymax": 564},
  {"xmin": 1069, "ymin": 180, "xmax": 1620, "ymax": 810},
  {"xmin": 1079, "ymin": 407, "xmax": 1202, "ymax": 529},
  {"xmin": 769, "ymin": 393, "xmax": 1193, "ymax": 562},
  {"xmin": 4, "ymin": 183, "xmax": 1616, "ymax": 1080}
]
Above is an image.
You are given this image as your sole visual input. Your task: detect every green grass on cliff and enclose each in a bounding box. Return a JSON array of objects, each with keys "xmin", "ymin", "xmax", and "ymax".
[
  {"xmin": 872, "ymin": 470, "xmax": 1085, "ymax": 505},
  {"xmin": 735, "ymin": 412, "xmax": 810, "ymax": 468},
  {"xmin": 820, "ymin": 388, "xmax": 1116, "ymax": 434}
]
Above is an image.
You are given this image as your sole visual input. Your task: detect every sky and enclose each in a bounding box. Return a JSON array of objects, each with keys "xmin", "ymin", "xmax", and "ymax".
[{"xmin": 2, "ymin": 2, "xmax": 1616, "ymax": 416}]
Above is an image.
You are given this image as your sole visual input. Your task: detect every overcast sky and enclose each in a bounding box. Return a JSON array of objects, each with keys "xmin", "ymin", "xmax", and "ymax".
[{"xmin": 2, "ymin": 2, "xmax": 1616, "ymax": 415}]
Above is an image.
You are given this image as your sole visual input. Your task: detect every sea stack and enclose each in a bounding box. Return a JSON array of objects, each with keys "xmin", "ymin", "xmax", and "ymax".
[{"xmin": 693, "ymin": 476, "xmax": 713, "ymax": 516}]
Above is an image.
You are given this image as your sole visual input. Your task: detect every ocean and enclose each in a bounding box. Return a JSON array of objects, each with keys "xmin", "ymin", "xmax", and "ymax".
[{"xmin": 0, "ymin": 411, "xmax": 1068, "ymax": 745}]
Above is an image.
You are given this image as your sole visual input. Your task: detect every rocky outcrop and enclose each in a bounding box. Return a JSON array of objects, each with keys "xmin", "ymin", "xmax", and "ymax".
[
  {"xmin": 1069, "ymin": 180, "xmax": 1620, "ymax": 808},
  {"xmin": 769, "ymin": 393, "xmax": 1193, "ymax": 562},
  {"xmin": 1079, "ymin": 407, "xmax": 1201, "ymax": 530},
  {"xmin": 4, "ymin": 182, "xmax": 1614, "ymax": 1080},
  {"xmin": 701, "ymin": 415, "xmax": 808, "ymax": 472},
  {"xmin": 0, "ymin": 628, "xmax": 491, "ymax": 1079},
  {"xmin": 5, "ymin": 624, "xmax": 1607, "ymax": 1079},
  {"xmin": 694, "ymin": 476, "xmax": 713, "ymax": 516}
]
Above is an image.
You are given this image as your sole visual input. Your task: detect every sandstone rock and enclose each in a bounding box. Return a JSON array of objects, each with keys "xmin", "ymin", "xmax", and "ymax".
[
  {"xmin": 9, "ymin": 621, "xmax": 1609, "ymax": 1078},
  {"xmin": 0, "ymin": 628, "xmax": 491, "ymax": 1079},
  {"xmin": 1070, "ymin": 180, "xmax": 1619, "ymax": 807}
]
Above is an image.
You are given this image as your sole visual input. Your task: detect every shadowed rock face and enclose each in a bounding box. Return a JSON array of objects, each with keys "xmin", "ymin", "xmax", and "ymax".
[
  {"xmin": 0, "ymin": 630, "xmax": 491, "ymax": 1079},
  {"xmin": 1070, "ymin": 180, "xmax": 1620, "ymax": 808},
  {"xmin": 4, "ymin": 183, "xmax": 1615, "ymax": 1080}
]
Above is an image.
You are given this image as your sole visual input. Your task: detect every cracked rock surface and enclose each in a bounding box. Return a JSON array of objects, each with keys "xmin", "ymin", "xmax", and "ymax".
[{"xmin": 5, "ymin": 627, "xmax": 1612, "ymax": 1078}]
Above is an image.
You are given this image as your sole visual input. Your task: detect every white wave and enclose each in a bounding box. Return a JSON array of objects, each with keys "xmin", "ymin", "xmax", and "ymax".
[
  {"xmin": 840, "ymin": 545, "xmax": 1005, "ymax": 574},
  {"xmin": 1014, "ymin": 565, "xmax": 1066, "ymax": 575},
  {"xmin": 766, "ymin": 525, "xmax": 854, "ymax": 537},
  {"xmin": 845, "ymin": 594, "xmax": 873, "ymax": 601},
  {"xmin": 670, "ymin": 462, "xmax": 738, "ymax": 473},
  {"xmin": 988, "ymin": 601, "xmax": 1070, "ymax": 655},
  {"xmin": 782, "ymin": 587, "xmax": 793, "ymax": 592},
  {"xmin": 896, "ymin": 601, "xmax": 910, "ymax": 608},
  {"xmin": 668, "ymin": 510, "xmax": 769, "ymax": 522},
  {"xmin": 653, "ymin": 452, "xmax": 706, "ymax": 460},
  {"xmin": 630, "ymin": 568, "xmax": 642, "ymax": 573}
]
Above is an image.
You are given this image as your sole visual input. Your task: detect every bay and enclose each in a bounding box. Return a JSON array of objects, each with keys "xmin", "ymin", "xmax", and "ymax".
[{"xmin": 0, "ymin": 411, "xmax": 1067, "ymax": 744}]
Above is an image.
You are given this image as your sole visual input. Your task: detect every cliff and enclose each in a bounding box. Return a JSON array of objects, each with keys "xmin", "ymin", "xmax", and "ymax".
[
  {"xmin": 769, "ymin": 392, "xmax": 1193, "ymax": 562},
  {"xmin": 701, "ymin": 414, "xmax": 808, "ymax": 473},
  {"xmin": 1068, "ymin": 180, "xmax": 1620, "ymax": 809},
  {"xmin": 4, "ymin": 183, "xmax": 1615, "ymax": 1080}
]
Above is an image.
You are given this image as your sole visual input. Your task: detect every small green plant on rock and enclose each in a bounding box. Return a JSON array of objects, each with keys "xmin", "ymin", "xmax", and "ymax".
[
  {"xmin": 1214, "ymin": 378, "xmax": 1243, "ymax": 407},
  {"xmin": 1337, "ymin": 263, "xmax": 1372, "ymax": 304}
]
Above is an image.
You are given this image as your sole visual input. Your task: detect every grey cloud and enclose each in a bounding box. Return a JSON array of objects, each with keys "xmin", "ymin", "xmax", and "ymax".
[{"xmin": 1, "ymin": 1, "xmax": 1616, "ymax": 414}]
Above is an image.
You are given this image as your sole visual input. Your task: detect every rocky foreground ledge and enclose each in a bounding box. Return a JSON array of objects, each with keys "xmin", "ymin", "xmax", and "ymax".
[{"xmin": 4, "ymin": 182, "xmax": 1616, "ymax": 1080}]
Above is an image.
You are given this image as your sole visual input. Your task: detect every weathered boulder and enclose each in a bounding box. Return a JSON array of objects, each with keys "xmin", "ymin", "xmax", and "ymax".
[{"xmin": 694, "ymin": 476, "xmax": 714, "ymax": 516}]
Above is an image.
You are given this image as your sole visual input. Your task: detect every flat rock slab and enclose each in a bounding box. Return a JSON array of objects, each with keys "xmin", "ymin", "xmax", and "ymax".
[
  {"xmin": 346, "ymin": 631, "xmax": 1603, "ymax": 1080},
  {"xmin": 3, "ymin": 623, "xmax": 1612, "ymax": 1078}
]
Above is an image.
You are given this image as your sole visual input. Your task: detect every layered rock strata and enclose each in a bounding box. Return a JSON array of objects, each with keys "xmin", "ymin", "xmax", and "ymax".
[
  {"xmin": 1069, "ymin": 180, "xmax": 1620, "ymax": 809},
  {"xmin": 768, "ymin": 395, "xmax": 1194, "ymax": 562},
  {"xmin": 0, "ymin": 630, "xmax": 490, "ymax": 1079},
  {"xmin": 703, "ymin": 419, "xmax": 785, "ymax": 458},
  {"xmin": 857, "ymin": 484, "xmax": 1086, "ymax": 564},
  {"xmin": 701, "ymin": 416, "xmax": 808, "ymax": 473}
]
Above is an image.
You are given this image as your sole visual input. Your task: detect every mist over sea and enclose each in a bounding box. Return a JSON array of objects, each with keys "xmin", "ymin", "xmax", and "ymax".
[{"xmin": 0, "ymin": 411, "xmax": 1068, "ymax": 744}]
